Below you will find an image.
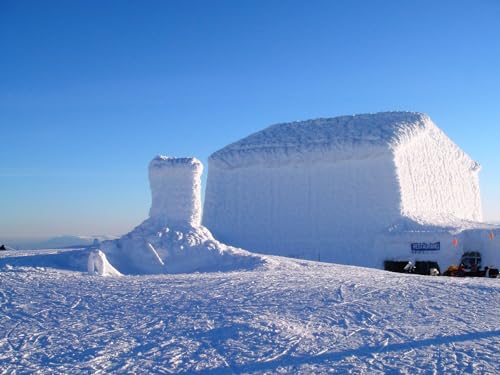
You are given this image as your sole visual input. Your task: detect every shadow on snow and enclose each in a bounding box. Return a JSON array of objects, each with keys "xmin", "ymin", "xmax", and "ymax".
[{"xmin": 188, "ymin": 329, "xmax": 500, "ymax": 374}]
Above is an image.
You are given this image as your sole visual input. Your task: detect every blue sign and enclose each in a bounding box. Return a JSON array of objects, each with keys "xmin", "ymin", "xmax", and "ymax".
[{"xmin": 411, "ymin": 242, "xmax": 440, "ymax": 253}]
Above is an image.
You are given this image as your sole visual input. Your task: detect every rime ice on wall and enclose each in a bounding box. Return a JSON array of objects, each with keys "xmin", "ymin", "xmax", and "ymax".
[
  {"xmin": 101, "ymin": 156, "xmax": 264, "ymax": 274},
  {"xmin": 203, "ymin": 112, "xmax": 485, "ymax": 267},
  {"xmin": 149, "ymin": 156, "xmax": 203, "ymax": 226},
  {"xmin": 204, "ymin": 156, "xmax": 401, "ymax": 266},
  {"xmin": 394, "ymin": 123, "xmax": 482, "ymax": 222}
]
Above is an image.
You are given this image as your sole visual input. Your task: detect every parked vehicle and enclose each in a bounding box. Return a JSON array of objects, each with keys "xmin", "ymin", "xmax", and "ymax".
[{"xmin": 443, "ymin": 251, "xmax": 498, "ymax": 278}]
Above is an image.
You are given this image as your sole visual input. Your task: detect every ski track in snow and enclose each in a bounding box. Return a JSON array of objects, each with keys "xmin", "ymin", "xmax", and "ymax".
[{"xmin": 0, "ymin": 252, "xmax": 499, "ymax": 374}]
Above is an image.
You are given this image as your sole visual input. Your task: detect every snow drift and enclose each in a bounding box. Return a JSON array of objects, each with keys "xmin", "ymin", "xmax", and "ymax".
[{"xmin": 101, "ymin": 156, "xmax": 265, "ymax": 274}]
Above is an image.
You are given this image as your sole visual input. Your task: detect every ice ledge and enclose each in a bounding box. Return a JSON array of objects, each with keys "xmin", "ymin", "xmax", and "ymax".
[{"xmin": 386, "ymin": 215, "xmax": 500, "ymax": 235}]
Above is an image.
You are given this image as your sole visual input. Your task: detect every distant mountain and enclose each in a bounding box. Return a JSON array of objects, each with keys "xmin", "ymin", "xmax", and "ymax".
[
  {"xmin": 35, "ymin": 235, "xmax": 119, "ymax": 249},
  {"xmin": 2, "ymin": 235, "xmax": 118, "ymax": 250}
]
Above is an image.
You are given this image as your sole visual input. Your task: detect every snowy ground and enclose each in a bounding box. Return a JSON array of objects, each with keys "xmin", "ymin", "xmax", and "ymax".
[{"xmin": 1, "ymin": 249, "xmax": 499, "ymax": 374}]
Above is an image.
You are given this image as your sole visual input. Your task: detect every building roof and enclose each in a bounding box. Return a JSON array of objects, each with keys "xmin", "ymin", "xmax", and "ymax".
[{"xmin": 210, "ymin": 111, "xmax": 438, "ymax": 168}]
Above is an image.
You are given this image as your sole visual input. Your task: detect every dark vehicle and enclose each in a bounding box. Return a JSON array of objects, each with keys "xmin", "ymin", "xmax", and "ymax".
[
  {"xmin": 460, "ymin": 251, "xmax": 482, "ymax": 275},
  {"xmin": 443, "ymin": 251, "xmax": 498, "ymax": 278}
]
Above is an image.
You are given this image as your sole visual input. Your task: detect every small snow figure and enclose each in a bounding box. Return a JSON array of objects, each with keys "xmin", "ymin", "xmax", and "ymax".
[
  {"xmin": 404, "ymin": 261, "xmax": 416, "ymax": 273},
  {"xmin": 88, "ymin": 250, "xmax": 104, "ymax": 275},
  {"xmin": 87, "ymin": 249, "xmax": 122, "ymax": 276}
]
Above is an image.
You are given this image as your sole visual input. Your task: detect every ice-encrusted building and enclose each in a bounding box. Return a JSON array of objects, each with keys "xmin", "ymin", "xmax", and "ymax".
[{"xmin": 204, "ymin": 112, "xmax": 499, "ymax": 269}]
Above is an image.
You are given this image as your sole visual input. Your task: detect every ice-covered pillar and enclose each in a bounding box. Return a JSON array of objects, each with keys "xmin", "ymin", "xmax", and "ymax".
[{"xmin": 148, "ymin": 156, "xmax": 203, "ymax": 226}]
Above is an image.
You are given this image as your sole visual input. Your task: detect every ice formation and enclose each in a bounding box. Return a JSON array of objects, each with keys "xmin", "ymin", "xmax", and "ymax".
[
  {"xmin": 204, "ymin": 112, "xmax": 499, "ymax": 269},
  {"xmin": 87, "ymin": 250, "xmax": 122, "ymax": 277},
  {"xmin": 149, "ymin": 156, "xmax": 203, "ymax": 226},
  {"xmin": 101, "ymin": 156, "xmax": 265, "ymax": 274}
]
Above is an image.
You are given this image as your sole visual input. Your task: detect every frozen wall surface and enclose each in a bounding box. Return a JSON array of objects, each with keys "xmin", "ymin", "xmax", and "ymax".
[
  {"xmin": 393, "ymin": 118, "xmax": 482, "ymax": 222},
  {"xmin": 204, "ymin": 112, "xmax": 484, "ymax": 266},
  {"xmin": 149, "ymin": 156, "xmax": 203, "ymax": 226}
]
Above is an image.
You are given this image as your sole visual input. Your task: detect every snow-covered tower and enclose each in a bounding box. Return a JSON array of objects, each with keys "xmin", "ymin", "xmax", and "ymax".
[
  {"xmin": 149, "ymin": 156, "xmax": 203, "ymax": 226},
  {"xmin": 203, "ymin": 112, "xmax": 483, "ymax": 267},
  {"xmin": 100, "ymin": 155, "xmax": 263, "ymax": 274}
]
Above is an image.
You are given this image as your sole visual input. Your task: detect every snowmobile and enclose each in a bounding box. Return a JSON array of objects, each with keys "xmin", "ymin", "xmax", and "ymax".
[{"xmin": 443, "ymin": 252, "xmax": 498, "ymax": 278}]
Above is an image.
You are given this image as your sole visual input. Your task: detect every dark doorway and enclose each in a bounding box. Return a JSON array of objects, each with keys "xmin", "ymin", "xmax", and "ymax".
[
  {"xmin": 415, "ymin": 261, "xmax": 440, "ymax": 275},
  {"xmin": 384, "ymin": 260, "xmax": 440, "ymax": 275},
  {"xmin": 384, "ymin": 261, "xmax": 409, "ymax": 273}
]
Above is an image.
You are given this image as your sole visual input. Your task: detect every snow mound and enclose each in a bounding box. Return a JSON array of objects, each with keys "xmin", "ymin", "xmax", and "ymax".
[
  {"xmin": 101, "ymin": 219, "xmax": 265, "ymax": 274},
  {"xmin": 87, "ymin": 250, "xmax": 122, "ymax": 277},
  {"xmin": 101, "ymin": 155, "xmax": 267, "ymax": 275},
  {"xmin": 0, "ymin": 248, "xmax": 92, "ymax": 272}
]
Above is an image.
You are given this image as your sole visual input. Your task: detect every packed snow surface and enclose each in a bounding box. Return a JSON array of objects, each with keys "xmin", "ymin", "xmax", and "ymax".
[{"xmin": 1, "ymin": 248, "xmax": 499, "ymax": 373}]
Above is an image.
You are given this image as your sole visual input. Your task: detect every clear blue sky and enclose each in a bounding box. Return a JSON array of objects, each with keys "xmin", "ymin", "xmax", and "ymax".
[{"xmin": 1, "ymin": 0, "xmax": 499, "ymax": 239}]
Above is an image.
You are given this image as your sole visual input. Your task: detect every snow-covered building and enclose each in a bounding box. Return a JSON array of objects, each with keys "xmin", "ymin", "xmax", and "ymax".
[{"xmin": 204, "ymin": 112, "xmax": 499, "ymax": 269}]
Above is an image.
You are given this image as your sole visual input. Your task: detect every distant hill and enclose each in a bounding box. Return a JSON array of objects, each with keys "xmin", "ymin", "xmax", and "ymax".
[{"xmin": 2, "ymin": 235, "xmax": 118, "ymax": 250}]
